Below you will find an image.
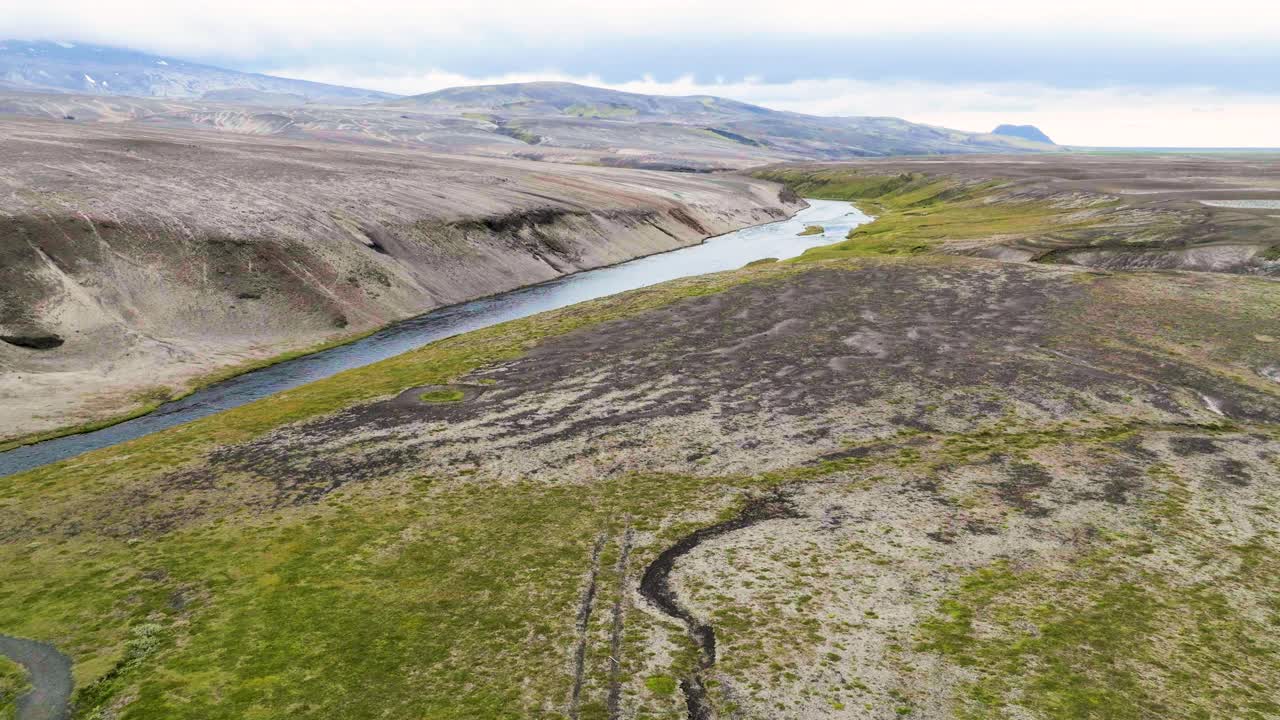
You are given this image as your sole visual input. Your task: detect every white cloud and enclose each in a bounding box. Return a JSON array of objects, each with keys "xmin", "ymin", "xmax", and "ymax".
[
  {"xmin": 6, "ymin": 0, "xmax": 1280, "ymax": 59},
  {"xmin": 6, "ymin": 0, "xmax": 1277, "ymax": 147},
  {"xmin": 268, "ymin": 66, "xmax": 1280, "ymax": 147}
]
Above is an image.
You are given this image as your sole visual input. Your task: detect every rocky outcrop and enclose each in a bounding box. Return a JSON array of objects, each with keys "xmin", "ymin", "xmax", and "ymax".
[{"xmin": 0, "ymin": 332, "xmax": 64, "ymax": 350}]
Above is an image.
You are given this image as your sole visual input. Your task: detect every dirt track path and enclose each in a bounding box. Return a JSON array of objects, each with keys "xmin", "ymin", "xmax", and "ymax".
[
  {"xmin": 0, "ymin": 635, "xmax": 72, "ymax": 720},
  {"xmin": 639, "ymin": 494, "xmax": 797, "ymax": 719}
]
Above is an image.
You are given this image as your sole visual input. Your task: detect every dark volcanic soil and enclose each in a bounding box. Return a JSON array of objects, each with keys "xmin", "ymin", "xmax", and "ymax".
[{"xmin": 119, "ymin": 258, "xmax": 1278, "ymax": 534}]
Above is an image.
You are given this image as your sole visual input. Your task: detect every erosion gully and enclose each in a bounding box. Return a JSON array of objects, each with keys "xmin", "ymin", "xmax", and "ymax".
[{"xmin": 639, "ymin": 493, "xmax": 799, "ymax": 719}]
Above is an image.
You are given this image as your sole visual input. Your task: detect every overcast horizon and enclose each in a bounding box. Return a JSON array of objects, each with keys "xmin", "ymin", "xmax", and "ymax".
[{"xmin": 4, "ymin": 0, "xmax": 1278, "ymax": 147}]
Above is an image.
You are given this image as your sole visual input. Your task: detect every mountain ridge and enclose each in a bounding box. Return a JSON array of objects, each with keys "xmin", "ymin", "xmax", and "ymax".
[
  {"xmin": 0, "ymin": 39, "xmax": 397, "ymax": 103},
  {"xmin": 390, "ymin": 80, "xmax": 1059, "ymax": 160},
  {"xmin": 0, "ymin": 43, "xmax": 1058, "ymax": 164}
]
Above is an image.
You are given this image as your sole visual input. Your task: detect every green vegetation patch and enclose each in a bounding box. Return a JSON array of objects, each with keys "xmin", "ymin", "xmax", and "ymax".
[
  {"xmin": 752, "ymin": 168, "xmax": 1102, "ymax": 261},
  {"xmin": 645, "ymin": 674, "xmax": 678, "ymax": 695},
  {"xmin": 2, "ymin": 469, "xmax": 776, "ymax": 719},
  {"xmin": 797, "ymin": 225, "xmax": 824, "ymax": 236},
  {"xmin": 0, "ymin": 657, "xmax": 29, "ymax": 720},
  {"xmin": 752, "ymin": 168, "xmax": 926, "ymax": 202},
  {"xmin": 419, "ymin": 388, "xmax": 465, "ymax": 403},
  {"xmin": 562, "ymin": 103, "xmax": 638, "ymax": 118},
  {"xmin": 494, "ymin": 126, "xmax": 542, "ymax": 144},
  {"xmin": 705, "ymin": 127, "xmax": 762, "ymax": 147}
]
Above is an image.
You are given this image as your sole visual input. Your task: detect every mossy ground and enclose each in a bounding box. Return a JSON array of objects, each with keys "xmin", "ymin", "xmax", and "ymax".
[
  {"xmin": 753, "ymin": 168, "xmax": 1105, "ymax": 261},
  {"xmin": 916, "ymin": 456, "xmax": 1280, "ymax": 720},
  {"xmin": 0, "ymin": 656, "xmax": 27, "ymax": 720},
  {"xmin": 755, "ymin": 160, "xmax": 1280, "ymax": 276},
  {"xmin": 3, "ymin": 171, "xmax": 1278, "ymax": 718},
  {"xmin": 30, "ymin": 472, "xmax": 774, "ymax": 719},
  {"xmin": 419, "ymin": 388, "xmax": 466, "ymax": 403}
]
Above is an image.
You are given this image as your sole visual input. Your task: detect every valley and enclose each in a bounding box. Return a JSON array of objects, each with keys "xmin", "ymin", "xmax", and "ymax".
[
  {"xmin": 0, "ymin": 200, "xmax": 869, "ymax": 475},
  {"xmin": 0, "ymin": 117, "xmax": 797, "ymax": 446},
  {"xmin": 2, "ymin": 31, "xmax": 1278, "ymax": 720},
  {"xmin": 2, "ymin": 153, "xmax": 1276, "ymax": 720}
]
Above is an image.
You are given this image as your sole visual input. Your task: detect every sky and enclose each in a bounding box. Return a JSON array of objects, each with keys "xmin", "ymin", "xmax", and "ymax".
[{"xmin": 3, "ymin": 0, "xmax": 1279, "ymax": 146}]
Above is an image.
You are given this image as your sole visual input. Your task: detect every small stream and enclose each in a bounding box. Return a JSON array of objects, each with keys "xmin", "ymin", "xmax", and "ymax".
[
  {"xmin": 0, "ymin": 635, "xmax": 72, "ymax": 720},
  {"xmin": 0, "ymin": 200, "xmax": 869, "ymax": 477}
]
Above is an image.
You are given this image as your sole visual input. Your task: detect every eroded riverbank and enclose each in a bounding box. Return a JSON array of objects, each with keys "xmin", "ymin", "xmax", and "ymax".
[{"xmin": 0, "ymin": 200, "xmax": 870, "ymax": 477}]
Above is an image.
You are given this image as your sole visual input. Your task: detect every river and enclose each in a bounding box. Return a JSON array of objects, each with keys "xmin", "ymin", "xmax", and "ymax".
[{"xmin": 0, "ymin": 199, "xmax": 869, "ymax": 478}]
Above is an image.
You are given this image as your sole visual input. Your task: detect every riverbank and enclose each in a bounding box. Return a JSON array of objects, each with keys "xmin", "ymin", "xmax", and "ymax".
[
  {"xmin": 0, "ymin": 326, "xmax": 388, "ymax": 454},
  {"xmin": 1, "ymin": 206, "xmax": 802, "ymax": 455},
  {"xmin": 1, "ymin": 117, "xmax": 802, "ymax": 445},
  {"xmin": 0, "ymin": 200, "xmax": 868, "ymax": 477}
]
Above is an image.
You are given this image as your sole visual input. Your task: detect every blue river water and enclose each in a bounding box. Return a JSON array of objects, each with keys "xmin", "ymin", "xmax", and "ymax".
[{"xmin": 0, "ymin": 200, "xmax": 869, "ymax": 477}]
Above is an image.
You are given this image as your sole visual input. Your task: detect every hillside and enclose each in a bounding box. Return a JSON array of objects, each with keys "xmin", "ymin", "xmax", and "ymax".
[
  {"xmin": 0, "ymin": 40, "xmax": 394, "ymax": 103},
  {"xmin": 399, "ymin": 80, "xmax": 771, "ymax": 118},
  {"xmin": 0, "ymin": 116, "xmax": 798, "ymax": 445},
  {"xmin": 0, "ymin": 42, "xmax": 1058, "ymax": 168},
  {"xmin": 391, "ymin": 81, "xmax": 1059, "ymax": 164},
  {"xmin": 993, "ymin": 123, "xmax": 1055, "ymax": 144},
  {"xmin": 0, "ymin": 85, "xmax": 1055, "ymax": 170}
]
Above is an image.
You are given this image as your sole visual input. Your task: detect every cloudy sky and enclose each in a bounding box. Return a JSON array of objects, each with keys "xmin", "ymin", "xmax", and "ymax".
[{"xmin": 4, "ymin": 0, "xmax": 1279, "ymax": 146}]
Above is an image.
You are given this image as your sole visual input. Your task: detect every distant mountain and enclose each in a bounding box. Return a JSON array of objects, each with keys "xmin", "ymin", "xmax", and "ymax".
[
  {"xmin": 992, "ymin": 124, "xmax": 1055, "ymax": 145},
  {"xmin": 0, "ymin": 40, "xmax": 396, "ymax": 103},
  {"xmin": 402, "ymin": 81, "xmax": 773, "ymax": 119},
  {"xmin": 394, "ymin": 82, "xmax": 1059, "ymax": 159},
  {"xmin": 0, "ymin": 44, "xmax": 1059, "ymax": 166}
]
